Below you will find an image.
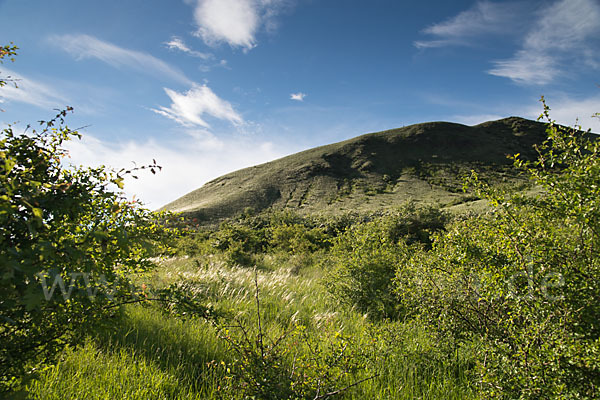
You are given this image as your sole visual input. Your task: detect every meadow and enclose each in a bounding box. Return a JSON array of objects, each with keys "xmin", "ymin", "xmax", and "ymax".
[
  {"xmin": 2, "ymin": 81, "xmax": 598, "ymax": 399},
  {"xmin": 25, "ymin": 249, "xmax": 476, "ymax": 400}
]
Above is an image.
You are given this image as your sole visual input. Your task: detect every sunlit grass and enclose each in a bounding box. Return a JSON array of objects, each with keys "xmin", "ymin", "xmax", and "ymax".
[{"xmin": 26, "ymin": 254, "xmax": 476, "ymax": 399}]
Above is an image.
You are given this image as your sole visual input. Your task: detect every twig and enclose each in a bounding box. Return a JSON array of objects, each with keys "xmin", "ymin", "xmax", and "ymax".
[{"xmin": 313, "ymin": 373, "xmax": 381, "ymax": 400}]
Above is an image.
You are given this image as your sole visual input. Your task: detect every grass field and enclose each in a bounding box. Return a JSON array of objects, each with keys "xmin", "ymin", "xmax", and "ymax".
[{"xmin": 26, "ymin": 254, "xmax": 476, "ymax": 399}]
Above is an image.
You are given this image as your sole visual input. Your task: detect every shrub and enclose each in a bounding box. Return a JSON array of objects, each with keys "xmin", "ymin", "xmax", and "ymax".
[
  {"xmin": 394, "ymin": 102, "xmax": 600, "ymax": 398},
  {"xmin": 0, "ymin": 109, "xmax": 176, "ymax": 389},
  {"xmin": 325, "ymin": 217, "xmax": 410, "ymax": 319},
  {"xmin": 324, "ymin": 203, "xmax": 449, "ymax": 320},
  {"xmin": 268, "ymin": 223, "xmax": 328, "ymax": 254}
]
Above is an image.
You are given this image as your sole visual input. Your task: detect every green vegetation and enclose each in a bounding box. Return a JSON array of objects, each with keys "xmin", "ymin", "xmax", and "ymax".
[
  {"xmin": 394, "ymin": 102, "xmax": 600, "ymax": 398},
  {"xmin": 0, "ymin": 108, "xmax": 177, "ymax": 391},
  {"xmin": 3, "ymin": 45, "xmax": 599, "ymax": 400}
]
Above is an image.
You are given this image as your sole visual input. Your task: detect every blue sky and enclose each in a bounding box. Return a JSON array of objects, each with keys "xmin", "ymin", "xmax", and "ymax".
[{"xmin": 1, "ymin": 0, "xmax": 599, "ymax": 208}]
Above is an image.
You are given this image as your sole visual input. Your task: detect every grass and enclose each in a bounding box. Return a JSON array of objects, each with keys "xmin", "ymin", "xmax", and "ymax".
[{"xmin": 25, "ymin": 253, "xmax": 476, "ymax": 399}]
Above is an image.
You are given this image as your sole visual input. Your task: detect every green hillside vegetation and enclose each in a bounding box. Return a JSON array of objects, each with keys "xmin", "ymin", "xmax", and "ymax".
[
  {"xmin": 162, "ymin": 117, "xmax": 548, "ymax": 223},
  {"xmin": 3, "ymin": 44, "xmax": 599, "ymax": 399},
  {"xmin": 16, "ymin": 105, "xmax": 599, "ymax": 400}
]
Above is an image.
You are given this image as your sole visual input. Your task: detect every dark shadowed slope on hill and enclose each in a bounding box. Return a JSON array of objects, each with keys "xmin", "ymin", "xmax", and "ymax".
[{"xmin": 161, "ymin": 117, "xmax": 548, "ymax": 223}]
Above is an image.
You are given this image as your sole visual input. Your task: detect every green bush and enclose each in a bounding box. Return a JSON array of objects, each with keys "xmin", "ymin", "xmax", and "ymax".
[
  {"xmin": 394, "ymin": 102, "xmax": 600, "ymax": 399},
  {"xmin": 325, "ymin": 217, "xmax": 410, "ymax": 319},
  {"xmin": 324, "ymin": 204, "xmax": 449, "ymax": 320},
  {"xmin": 268, "ymin": 223, "xmax": 328, "ymax": 254},
  {"xmin": 385, "ymin": 202, "xmax": 450, "ymax": 247},
  {"xmin": 0, "ymin": 109, "xmax": 175, "ymax": 389},
  {"xmin": 213, "ymin": 222, "xmax": 268, "ymax": 254}
]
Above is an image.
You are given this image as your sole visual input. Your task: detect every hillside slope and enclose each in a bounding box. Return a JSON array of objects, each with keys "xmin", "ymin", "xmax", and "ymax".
[{"xmin": 161, "ymin": 117, "xmax": 548, "ymax": 222}]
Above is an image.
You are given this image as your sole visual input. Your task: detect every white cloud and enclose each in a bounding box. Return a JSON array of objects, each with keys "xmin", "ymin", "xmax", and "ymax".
[
  {"xmin": 64, "ymin": 131, "xmax": 287, "ymax": 209},
  {"xmin": 190, "ymin": 0, "xmax": 290, "ymax": 50},
  {"xmin": 414, "ymin": 1, "xmax": 525, "ymax": 49},
  {"xmin": 151, "ymin": 84, "xmax": 243, "ymax": 128},
  {"xmin": 51, "ymin": 34, "xmax": 191, "ymax": 85},
  {"xmin": 488, "ymin": 0, "xmax": 600, "ymax": 84},
  {"xmin": 290, "ymin": 92, "xmax": 306, "ymax": 101},
  {"xmin": 488, "ymin": 51, "xmax": 560, "ymax": 85},
  {"xmin": 523, "ymin": 95, "xmax": 600, "ymax": 133},
  {"xmin": 164, "ymin": 36, "xmax": 212, "ymax": 59},
  {"xmin": 0, "ymin": 68, "xmax": 69, "ymax": 109}
]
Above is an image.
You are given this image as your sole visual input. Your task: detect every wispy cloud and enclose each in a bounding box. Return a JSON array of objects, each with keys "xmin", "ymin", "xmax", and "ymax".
[
  {"xmin": 414, "ymin": 1, "xmax": 525, "ymax": 49},
  {"xmin": 523, "ymin": 94, "xmax": 600, "ymax": 132},
  {"xmin": 189, "ymin": 0, "xmax": 291, "ymax": 50},
  {"xmin": 487, "ymin": 51, "xmax": 560, "ymax": 85},
  {"xmin": 488, "ymin": 0, "xmax": 600, "ymax": 84},
  {"xmin": 0, "ymin": 68, "xmax": 69, "ymax": 109},
  {"xmin": 290, "ymin": 92, "xmax": 306, "ymax": 101},
  {"xmin": 164, "ymin": 36, "xmax": 212, "ymax": 59},
  {"xmin": 151, "ymin": 84, "xmax": 243, "ymax": 128},
  {"xmin": 51, "ymin": 34, "xmax": 191, "ymax": 85}
]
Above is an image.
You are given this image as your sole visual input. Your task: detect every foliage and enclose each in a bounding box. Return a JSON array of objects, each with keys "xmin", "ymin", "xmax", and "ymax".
[
  {"xmin": 0, "ymin": 43, "xmax": 18, "ymax": 87},
  {"xmin": 0, "ymin": 43, "xmax": 19, "ymax": 112},
  {"xmin": 268, "ymin": 223, "xmax": 329, "ymax": 254},
  {"xmin": 325, "ymin": 217, "xmax": 408, "ymax": 319},
  {"xmin": 325, "ymin": 204, "xmax": 449, "ymax": 320},
  {"xmin": 0, "ymin": 109, "xmax": 177, "ymax": 389},
  {"xmin": 384, "ymin": 202, "xmax": 450, "ymax": 248},
  {"xmin": 394, "ymin": 101, "xmax": 600, "ymax": 399},
  {"xmin": 172, "ymin": 229, "xmax": 213, "ymax": 257}
]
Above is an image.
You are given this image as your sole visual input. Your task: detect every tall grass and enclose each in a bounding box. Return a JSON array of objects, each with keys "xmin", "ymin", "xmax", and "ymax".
[{"xmin": 26, "ymin": 254, "xmax": 475, "ymax": 399}]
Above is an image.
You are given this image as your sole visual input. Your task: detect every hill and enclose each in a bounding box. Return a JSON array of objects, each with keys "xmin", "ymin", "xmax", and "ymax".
[{"xmin": 161, "ymin": 117, "xmax": 549, "ymax": 223}]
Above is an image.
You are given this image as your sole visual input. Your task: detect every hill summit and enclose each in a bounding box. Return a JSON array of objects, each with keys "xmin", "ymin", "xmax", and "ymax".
[{"xmin": 161, "ymin": 117, "xmax": 548, "ymax": 223}]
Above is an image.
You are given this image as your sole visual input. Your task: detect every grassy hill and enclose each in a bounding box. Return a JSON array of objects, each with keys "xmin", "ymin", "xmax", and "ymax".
[{"xmin": 161, "ymin": 117, "xmax": 548, "ymax": 222}]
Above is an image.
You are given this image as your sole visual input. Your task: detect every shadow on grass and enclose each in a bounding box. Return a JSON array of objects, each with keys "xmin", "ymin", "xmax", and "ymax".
[{"xmin": 91, "ymin": 305, "xmax": 228, "ymax": 395}]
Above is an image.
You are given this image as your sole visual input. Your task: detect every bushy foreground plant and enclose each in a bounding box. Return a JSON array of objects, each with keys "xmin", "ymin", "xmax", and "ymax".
[
  {"xmin": 0, "ymin": 109, "xmax": 176, "ymax": 389},
  {"xmin": 395, "ymin": 102, "xmax": 600, "ymax": 399}
]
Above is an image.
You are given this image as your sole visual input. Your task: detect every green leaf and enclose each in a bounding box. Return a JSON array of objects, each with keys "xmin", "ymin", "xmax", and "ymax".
[{"xmin": 32, "ymin": 207, "xmax": 43, "ymax": 219}]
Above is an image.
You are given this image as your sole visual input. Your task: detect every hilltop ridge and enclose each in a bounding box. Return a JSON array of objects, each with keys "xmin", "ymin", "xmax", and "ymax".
[{"xmin": 161, "ymin": 117, "xmax": 548, "ymax": 223}]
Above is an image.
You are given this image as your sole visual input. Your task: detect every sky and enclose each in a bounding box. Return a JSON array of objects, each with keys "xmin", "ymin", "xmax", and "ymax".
[{"xmin": 1, "ymin": 0, "xmax": 599, "ymax": 209}]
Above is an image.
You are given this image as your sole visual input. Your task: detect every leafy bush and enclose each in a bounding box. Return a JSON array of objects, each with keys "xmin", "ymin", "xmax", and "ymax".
[
  {"xmin": 385, "ymin": 202, "xmax": 450, "ymax": 247},
  {"xmin": 325, "ymin": 217, "xmax": 409, "ymax": 319},
  {"xmin": 325, "ymin": 204, "xmax": 449, "ymax": 320},
  {"xmin": 172, "ymin": 229, "xmax": 212, "ymax": 257},
  {"xmin": 213, "ymin": 222, "xmax": 268, "ymax": 254},
  {"xmin": 0, "ymin": 110, "xmax": 176, "ymax": 388},
  {"xmin": 394, "ymin": 102, "xmax": 600, "ymax": 398},
  {"xmin": 268, "ymin": 223, "xmax": 329, "ymax": 254}
]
